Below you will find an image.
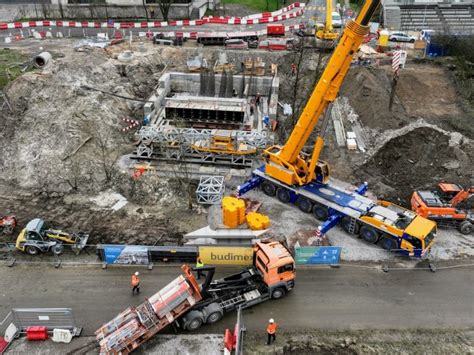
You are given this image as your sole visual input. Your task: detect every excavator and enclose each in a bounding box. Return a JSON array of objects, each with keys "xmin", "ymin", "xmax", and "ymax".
[
  {"xmin": 411, "ymin": 183, "xmax": 474, "ymax": 235},
  {"xmin": 315, "ymin": 0, "xmax": 340, "ymax": 40},
  {"xmin": 237, "ymin": 0, "xmax": 438, "ymax": 258}
]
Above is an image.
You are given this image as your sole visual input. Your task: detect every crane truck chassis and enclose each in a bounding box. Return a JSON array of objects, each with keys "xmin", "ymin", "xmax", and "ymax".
[
  {"xmin": 238, "ymin": 167, "xmax": 436, "ymax": 258},
  {"xmin": 96, "ymin": 240, "xmax": 295, "ymax": 354}
]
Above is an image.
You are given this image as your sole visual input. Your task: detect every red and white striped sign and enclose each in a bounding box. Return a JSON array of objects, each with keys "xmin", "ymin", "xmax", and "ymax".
[{"xmin": 392, "ymin": 50, "xmax": 401, "ymax": 72}]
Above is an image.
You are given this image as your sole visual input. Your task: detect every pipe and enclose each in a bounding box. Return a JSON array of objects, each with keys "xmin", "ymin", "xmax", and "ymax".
[{"xmin": 34, "ymin": 51, "xmax": 52, "ymax": 68}]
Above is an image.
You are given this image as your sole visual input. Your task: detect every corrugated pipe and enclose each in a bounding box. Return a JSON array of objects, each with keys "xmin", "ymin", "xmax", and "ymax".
[{"xmin": 34, "ymin": 51, "xmax": 52, "ymax": 68}]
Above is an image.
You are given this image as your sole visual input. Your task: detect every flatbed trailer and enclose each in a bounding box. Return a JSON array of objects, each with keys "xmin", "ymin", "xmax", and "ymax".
[
  {"xmin": 96, "ymin": 241, "xmax": 295, "ymax": 354},
  {"xmin": 238, "ymin": 166, "xmax": 437, "ymax": 257}
]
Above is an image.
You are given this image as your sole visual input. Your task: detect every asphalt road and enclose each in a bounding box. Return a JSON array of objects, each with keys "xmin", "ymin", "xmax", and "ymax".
[{"xmin": 0, "ymin": 264, "xmax": 472, "ymax": 336}]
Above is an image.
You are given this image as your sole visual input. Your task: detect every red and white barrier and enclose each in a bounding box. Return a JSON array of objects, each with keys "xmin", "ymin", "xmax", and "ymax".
[
  {"xmin": 122, "ymin": 118, "xmax": 139, "ymax": 132},
  {"xmin": 0, "ymin": 2, "xmax": 305, "ymax": 31}
]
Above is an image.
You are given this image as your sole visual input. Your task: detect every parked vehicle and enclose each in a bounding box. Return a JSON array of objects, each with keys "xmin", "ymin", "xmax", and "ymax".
[
  {"xmin": 15, "ymin": 218, "xmax": 88, "ymax": 255},
  {"xmin": 389, "ymin": 32, "xmax": 416, "ymax": 43},
  {"xmin": 332, "ymin": 11, "xmax": 343, "ymax": 28},
  {"xmin": 412, "ymin": 183, "xmax": 474, "ymax": 234},
  {"xmin": 420, "ymin": 29, "xmax": 436, "ymax": 41},
  {"xmin": 225, "ymin": 39, "xmax": 248, "ymax": 49}
]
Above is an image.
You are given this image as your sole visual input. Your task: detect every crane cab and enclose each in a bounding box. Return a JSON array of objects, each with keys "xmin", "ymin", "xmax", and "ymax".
[{"xmin": 315, "ymin": 161, "xmax": 330, "ymax": 184}]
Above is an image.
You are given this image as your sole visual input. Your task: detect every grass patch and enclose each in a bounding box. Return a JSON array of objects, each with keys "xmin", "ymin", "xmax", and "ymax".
[
  {"xmin": 0, "ymin": 49, "xmax": 29, "ymax": 90},
  {"xmin": 222, "ymin": 0, "xmax": 283, "ymax": 12}
]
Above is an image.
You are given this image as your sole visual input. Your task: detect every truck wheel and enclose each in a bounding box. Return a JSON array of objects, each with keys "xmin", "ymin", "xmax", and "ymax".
[
  {"xmin": 297, "ymin": 197, "xmax": 313, "ymax": 213},
  {"xmin": 262, "ymin": 181, "xmax": 276, "ymax": 197},
  {"xmin": 204, "ymin": 303, "xmax": 223, "ymax": 324},
  {"xmin": 380, "ymin": 236, "xmax": 397, "ymax": 251},
  {"xmin": 25, "ymin": 246, "xmax": 40, "ymax": 256},
  {"xmin": 312, "ymin": 204, "xmax": 328, "ymax": 221},
  {"xmin": 51, "ymin": 244, "xmax": 64, "ymax": 256},
  {"xmin": 359, "ymin": 226, "xmax": 380, "ymax": 244},
  {"xmin": 340, "ymin": 217, "xmax": 359, "ymax": 235},
  {"xmin": 271, "ymin": 287, "xmax": 286, "ymax": 299},
  {"xmin": 276, "ymin": 188, "xmax": 291, "ymax": 203},
  {"xmin": 184, "ymin": 310, "xmax": 204, "ymax": 331},
  {"xmin": 459, "ymin": 221, "xmax": 473, "ymax": 235}
]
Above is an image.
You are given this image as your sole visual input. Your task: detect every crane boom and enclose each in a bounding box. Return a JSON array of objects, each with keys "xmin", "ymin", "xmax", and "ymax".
[{"xmin": 263, "ymin": 0, "xmax": 380, "ymax": 187}]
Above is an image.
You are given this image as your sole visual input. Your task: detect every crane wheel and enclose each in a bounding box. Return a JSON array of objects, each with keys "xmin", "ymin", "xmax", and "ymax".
[
  {"xmin": 312, "ymin": 204, "xmax": 329, "ymax": 221},
  {"xmin": 262, "ymin": 181, "xmax": 276, "ymax": 196},
  {"xmin": 276, "ymin": 188, "xmax": 291, "ymax": 203},
  {"xmin": 360, "ymin": 226, "xmax": 380, "ymax": 244},
  {"xmin": 297, "ymin": 197, "xmax": 313, "ymax": 213},
  {"xmin": 459, "ymin": 221, "xmax": 473, "ymax": 235}
]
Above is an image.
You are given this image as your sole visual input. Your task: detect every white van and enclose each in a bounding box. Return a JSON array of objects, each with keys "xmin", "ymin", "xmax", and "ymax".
[
  {"xmin": 332, "ymin": 12, "xmax": 342, "ymax": 28},
  {"xmin": 420, "ymin": 29, "xmax": 436, "ymax": 41}
]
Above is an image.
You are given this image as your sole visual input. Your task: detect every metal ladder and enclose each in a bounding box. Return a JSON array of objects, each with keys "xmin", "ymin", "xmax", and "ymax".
[
  {"xmin": 347, "ymin": 217, "xmax": 357, "ymax": 234},
  {"xmin": 220, "ymin": 295, "xmax": 245, "ymax": 309}
]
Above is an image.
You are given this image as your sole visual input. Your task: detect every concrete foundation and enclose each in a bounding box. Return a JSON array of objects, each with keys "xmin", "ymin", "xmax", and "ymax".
[{"xmin": 147, "ymin": 71, "xmax": 279, "ymax": 127}]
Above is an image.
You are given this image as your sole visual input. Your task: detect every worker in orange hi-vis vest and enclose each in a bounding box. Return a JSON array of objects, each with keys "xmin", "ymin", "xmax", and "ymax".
[
  {"xmin": 131, "ymin": 271, "xmax": 140, "ymax": 295},
  {"xmin": 266, "ymin": 318, "xmax": 278, "ymax": 345}
]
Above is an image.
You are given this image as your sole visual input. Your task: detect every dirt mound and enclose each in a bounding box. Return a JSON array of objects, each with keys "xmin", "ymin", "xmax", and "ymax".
[
  {"xmin": 340, "ymin": 64, "xmax": 467, "ymax": 133},
  {"xmin": 396, "ymin": 64, "xmax": 462, "ymax": 118},
  {"xmin": 359, "ymin": 126, "xmax": 474, "ymax": 203},
  {"xmin": 340, "ymin": 66, "xmax": 409, "ymax": 130}
]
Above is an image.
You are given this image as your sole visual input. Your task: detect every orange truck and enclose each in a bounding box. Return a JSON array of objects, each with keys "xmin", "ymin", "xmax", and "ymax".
[
  {"xmin": 411, "ymin": 183, "xmax": 474, "ymax": 235},
  {"xmin": 96, "ymin": 240, "xmax": 295, "ymax": 354}
]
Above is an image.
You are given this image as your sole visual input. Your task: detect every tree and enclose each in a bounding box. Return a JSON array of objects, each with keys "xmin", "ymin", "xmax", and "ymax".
[
  {"xmin": 94, "ymin": 129, "xmax": 121, "ymax": 184},
  {"xmin": 142, "ymin": 0, "xmax": 149, "ymax": 21},
  {"xmin": 158, "ymin": 0, "xmax": 174, "ymax": 22}
]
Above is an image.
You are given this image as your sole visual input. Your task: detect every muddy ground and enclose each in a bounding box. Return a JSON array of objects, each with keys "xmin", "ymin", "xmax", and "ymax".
[
  {"xmin": 0, "ymin": 39, "xmax": 473, "ymax": 255},
  {"xmin": 245, "ymin": 328, "xmax": 474, "ymax": 354}
]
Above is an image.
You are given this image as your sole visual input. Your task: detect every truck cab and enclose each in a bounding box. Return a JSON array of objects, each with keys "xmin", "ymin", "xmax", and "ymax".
[{"xmin": 253, "ymin": 241, "xmax": 295, "ymax": 299}]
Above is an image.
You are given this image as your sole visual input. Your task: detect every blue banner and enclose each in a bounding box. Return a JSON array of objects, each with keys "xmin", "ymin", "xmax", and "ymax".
[
  {"xmin": 103, "ymin": 245, "xmax": 149, "ymax": 265},
  {"xmin": 295, "ymin": 246, "xmax": 341, "ymax": 265}
]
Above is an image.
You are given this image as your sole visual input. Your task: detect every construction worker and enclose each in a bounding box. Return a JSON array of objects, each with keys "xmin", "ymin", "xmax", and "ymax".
[
  {"xmin": 131, "ymin": 271, "xmax": 140, "ymax": 295},
  {"xmin": 196, "ymin": 257, "xmax": 204, "ymax": 280},
  {"xmin": 266, "ymin": 318, "xmax": 277, "ymax": 345}
]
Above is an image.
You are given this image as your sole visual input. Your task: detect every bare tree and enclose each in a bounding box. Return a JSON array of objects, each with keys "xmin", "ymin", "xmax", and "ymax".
[
  {"xmin": 64, "ymin": 157, "xmax": 83, "ymax": 191},
  {"xmin": 142, "ymin": 0, "xmax": 149, "ymax": 21},
  {"xmin": 95, "ymin": 129, "xmax": 121, "ymax": 184},
  {"xmin": 158, "ymin": 0, "xmax": 174, "ymax": 22},
  {"xmin": 170, "ymin": 159, "xmax": 196, "ymax": 210}
]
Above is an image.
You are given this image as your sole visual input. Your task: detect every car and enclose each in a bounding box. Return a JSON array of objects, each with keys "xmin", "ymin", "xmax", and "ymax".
[
  {"xmin": 389, "ymin": 32, "xmax": 416, "ymax": 43},
  {"xmin": 332, "ymin": 12, "xmax": 343, "ymax": 28},
  {"xmin": 224, "ymin": 39, "xmax": 249, "ymax": 50}
]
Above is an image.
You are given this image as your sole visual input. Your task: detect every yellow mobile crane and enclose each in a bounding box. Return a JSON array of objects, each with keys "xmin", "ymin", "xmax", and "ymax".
[
  {"xmin": 238, "ymin": 0, "xmax": 437, "ymax": 258},
  {"xmin": 316, "ymin": 0, "xmax": 339, "ymax": 40}
]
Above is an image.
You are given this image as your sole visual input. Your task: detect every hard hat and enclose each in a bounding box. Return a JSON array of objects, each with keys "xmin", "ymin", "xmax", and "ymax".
[
  {"xmin": 135, "ymin": 272, "xmax": 139, "ymax": 276},
  {"xmin": 269, "ymin": 318, "xmax": 274, "ymax": 323}
]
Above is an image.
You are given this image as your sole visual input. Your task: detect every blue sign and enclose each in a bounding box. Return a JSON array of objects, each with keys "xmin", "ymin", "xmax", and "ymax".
[
  {"xmin": 104, "ymin": 245, "xmax": 149, "ymax": 265},
  {"xmin": 295, "ymin": 246, "xmax": 341, "ymax": 265}
]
